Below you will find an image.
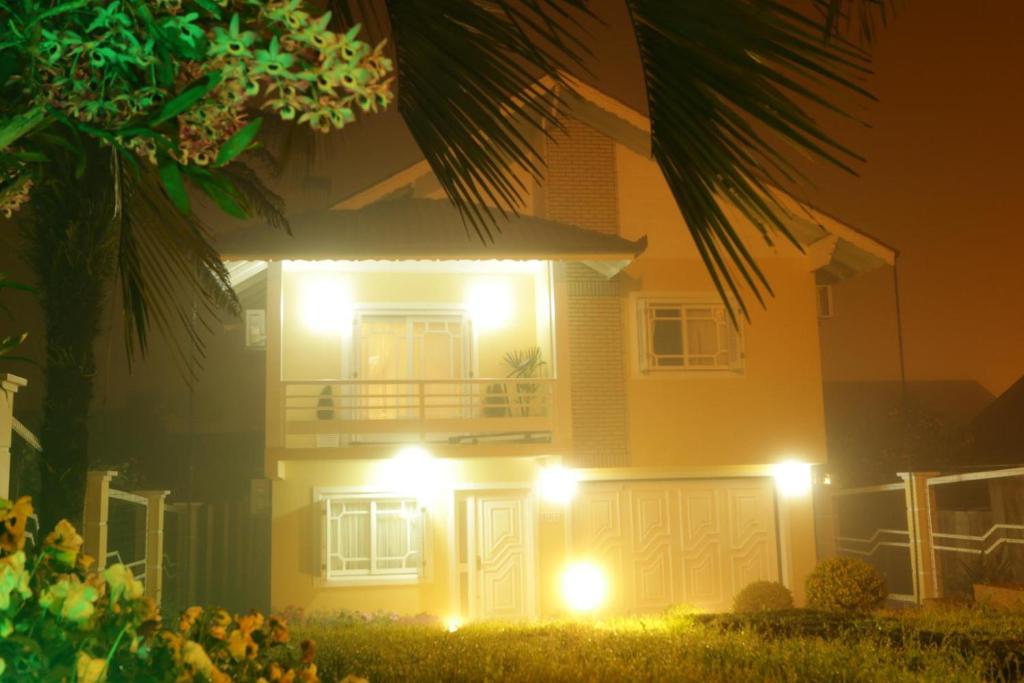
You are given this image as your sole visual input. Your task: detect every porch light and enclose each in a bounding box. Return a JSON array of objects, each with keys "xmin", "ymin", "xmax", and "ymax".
[
  {"xmin": 465, "ymin": 280, "xmax": 513, "ymax": 332},
  {"xmin": 379, "ymin": 446, "xmax": 445, "ymax": 502},
  {"xmin": 537, "ymin": 465, "xmax": 578, "ymax": 505},
  {"xmin": 301, "ymin": 278, "xmax": 352, "ymax": 335},
  {"xmin": 561, "ymin": 561, "xmax": 608, "ymax": 613},
  {"xmin": 445, "ymin": 615, "xmax": 462, "ymax": 633},
  {"xmin": 772, "ymin": 460, "xmax": 812, "ymax": 498}
]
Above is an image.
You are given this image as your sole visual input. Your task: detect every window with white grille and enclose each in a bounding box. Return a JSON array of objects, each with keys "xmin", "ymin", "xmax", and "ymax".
[
  {"xmin": 638, "ymin": 299, "xmax": 743, "ymax": 372},
  {"xmin": 323, "ymin": 496, "xmax": 425, "ymax": 582}
]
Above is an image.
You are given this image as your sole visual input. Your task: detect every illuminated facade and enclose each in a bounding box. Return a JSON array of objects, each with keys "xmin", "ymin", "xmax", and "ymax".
[{"xmin": 222, "ymin": 82, "xmax": 895, "ymax": 618}]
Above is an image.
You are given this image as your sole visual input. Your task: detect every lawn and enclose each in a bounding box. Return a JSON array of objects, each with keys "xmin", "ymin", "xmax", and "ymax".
[{"xmin": 295, "ymin": 609, "xmax": 1024, "ymax": 682}]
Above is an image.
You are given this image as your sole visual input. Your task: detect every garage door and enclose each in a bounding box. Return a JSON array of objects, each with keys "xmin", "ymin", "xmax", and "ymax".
[{"xmin": 570, "ymin": 478, "xmax": 780, "ymax": 613}]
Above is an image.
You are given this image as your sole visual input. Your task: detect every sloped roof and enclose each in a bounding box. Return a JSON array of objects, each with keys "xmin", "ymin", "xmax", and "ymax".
[
  {"xmin": 217, "ymin": 198, "xmax": 647, "ymax": 262},
  {"xmin": 332, "ymin": 74, "xmax": 896, "ymax": 281},
  {"xmin": 970, "ymin": 374, "xmax": 1024, "ymax": 457}
]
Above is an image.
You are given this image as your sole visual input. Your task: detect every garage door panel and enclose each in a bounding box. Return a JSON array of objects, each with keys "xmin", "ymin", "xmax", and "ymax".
[
  {"xmin": 574, "ymin": 478, "xmax": 779, "ymax": 614},
  {"xmin": 631, "ymin": 488, "xmax": 675, "ymax": 609}
]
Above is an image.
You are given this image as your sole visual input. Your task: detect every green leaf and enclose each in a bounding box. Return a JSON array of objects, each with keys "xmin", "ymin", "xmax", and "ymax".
[
  {"xmin": 158, "ymin": 159, "xmax": 190, "ymax": 213},
  {"xmin": 214, "ymin": 118, "xmax": 262, "ymax": 167},
  {"xmin": 0, "ymin": 106, "xmax": 47, "ymax": 151},
  {"xmin": 150, "ymin": 70, "xmax": 223, "ymax": 126}
]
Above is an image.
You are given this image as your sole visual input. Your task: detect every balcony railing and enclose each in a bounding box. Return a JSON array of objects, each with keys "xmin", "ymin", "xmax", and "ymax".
[{"xmin": 281, "ymin": 378, "xmax": 555, "ymax": 446}]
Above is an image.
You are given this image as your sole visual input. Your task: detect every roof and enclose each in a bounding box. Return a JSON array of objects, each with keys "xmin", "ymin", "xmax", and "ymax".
[
  {"xmin": 970, "ymin": 374, "xmax": 1024, "ymax": 456},
  {"xmin": 333, "ymin": 73, "xmax": 896, "ymax": 281},
  {"xmin": 218, "ymin": 198, "xmax": 647, "ymax": 263}
]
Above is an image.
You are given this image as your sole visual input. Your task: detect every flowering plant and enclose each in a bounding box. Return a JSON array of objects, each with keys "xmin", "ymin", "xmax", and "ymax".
[
  {"xmin": 0, "ymin": 0, "xmax": 394, "ymax": 217},
  {"xmin": 0, "ymin": 496, "xmax": 319, "ymax": 681}
]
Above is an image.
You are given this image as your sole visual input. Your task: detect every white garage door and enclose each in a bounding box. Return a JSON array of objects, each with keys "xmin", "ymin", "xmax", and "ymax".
[{"xmin": 570, "ymin": 478, "xmax": 780, "ymax": 614}]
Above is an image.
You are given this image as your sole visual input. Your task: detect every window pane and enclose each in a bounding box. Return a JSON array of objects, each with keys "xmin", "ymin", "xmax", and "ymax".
[
  {"xmin": 652, "ymin": 319, "xmax": 683, "ymax": 356},
  {"xmin": 687, "ymin": 318, "xmax": 719, "ymax": 357}
]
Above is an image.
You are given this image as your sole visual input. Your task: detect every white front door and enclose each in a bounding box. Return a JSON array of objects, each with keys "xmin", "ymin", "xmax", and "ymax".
[{"xmin": 469, "ymin": 491, "xmax": 536, "ymax": 620}]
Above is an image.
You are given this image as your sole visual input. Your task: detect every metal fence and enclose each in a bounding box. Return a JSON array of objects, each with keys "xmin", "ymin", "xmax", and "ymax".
[{"xmin": 830, "ymin": 466, "xmax": 1024, "ymax": 603}]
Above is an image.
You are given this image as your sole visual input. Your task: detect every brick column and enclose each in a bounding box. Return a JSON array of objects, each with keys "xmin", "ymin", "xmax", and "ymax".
[
  {"xmin": 0, "ymin": 374, "xmax": 27, "ymax": 499},
  {"xmin": 83, "ymin": 470, "xmax": 118, "ymax": 569},
  {"xmin": 136, "ymin": 490, "xmax": 170, "ymax": 604},
  {"xmin": 899, "ymin": 471, "xmax": 940, "ymax": 601}
]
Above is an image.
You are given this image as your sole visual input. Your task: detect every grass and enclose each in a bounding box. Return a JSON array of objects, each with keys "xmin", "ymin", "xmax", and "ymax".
[{"xmin": 294, "ymin": 608, "xmax": 1024, "ymax": 682}]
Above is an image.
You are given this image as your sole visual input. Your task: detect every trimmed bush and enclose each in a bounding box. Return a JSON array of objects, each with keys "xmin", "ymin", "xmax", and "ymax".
[
  {"xmin": 732, "ymin": 581, "xmax": 794, "ymax": 613},
  {"xmin": 806, "ymin": 556, "xmax": 888, "ymax": 612}
]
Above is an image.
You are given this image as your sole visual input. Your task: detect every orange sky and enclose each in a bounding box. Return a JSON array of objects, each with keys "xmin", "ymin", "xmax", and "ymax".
[{"xmin": 581, "ymin": 0, "xmax": 1024, "ymax": 397}]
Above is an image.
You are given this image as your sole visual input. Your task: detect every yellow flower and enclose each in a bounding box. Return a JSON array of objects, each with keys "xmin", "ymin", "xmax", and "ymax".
[
  {"xmin": 0, "ymin": 551, "xmax": 32, "ymax": 611},
  {"xmin": 104, "ymin": 564, "xmax": 144, "ymax": 603},
  {"xmin": 0, "ymin": 497, "xmax": 33, "ymax": 553},
  {"xmin": 44, "ymin": 519, "xmax": 84, "ymax": 567},
  {"xmin": 179, "ymin": 605, "xmax": 203, "ymax": 634},
  {"xmin": 208, "ymin": 608, "xmax": 231, "ymax": 640},
  {"xmin": 183, "ymin": 641, "xmax": 217, "ymax": 676},
  {"xmin": 39, "ymin": 576, "xmax": 99, "ymax": 625},
  {"xmin": 75, "ymin": 652, "xmax": 108, "ymax": 683}
]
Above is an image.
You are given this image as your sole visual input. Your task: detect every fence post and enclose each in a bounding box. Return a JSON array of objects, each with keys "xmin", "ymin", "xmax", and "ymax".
[
  {"xmin": 83, "ymin": 470, "xmax": 118, "ymax": 570},
  {"xmin": 899, "ymin": 471, "xmax": 940, "ymax": 602},
  {"xmin": 136, "ymin": 490, "xmax": 169, "ymax": 604},
  {"xmin": 0, "ymin": 374, "xmax": 27, "ymax": 499}
]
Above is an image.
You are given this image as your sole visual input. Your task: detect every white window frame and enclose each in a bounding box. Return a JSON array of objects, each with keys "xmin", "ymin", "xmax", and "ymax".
[
  {"xmin": 319, "ymin": 492, "xmax": 429, "ymax": 585},
  {"xmin": 635, "ymin": 295, "xmax": 744, "ymax": 374}
]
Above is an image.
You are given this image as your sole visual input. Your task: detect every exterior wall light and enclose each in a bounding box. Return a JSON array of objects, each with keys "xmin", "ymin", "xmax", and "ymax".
[
  {"xmin": 537, "ymin": 465, "xmax": 578, "ymax": 505},
  {"xmin": 445, "ymin": 616, "xmax": 462, "ymax": 633},
  {"xmin": 301, "ymin": 278, "xmax": 352, "ymax": 335},
  {"xmin": 561, "ymin": 561, "xmax": 608, "ymax": 613},
  {"xmin": 772, "ymin": 460, "xmax": 812, "ymax": 498},
  {"xmin": 377, "ymin": 446, "xmax": 444, "ymax": 502},
  {"xmin": 465, "ymin": 280, "xmax": 513, "ymax": 332}
]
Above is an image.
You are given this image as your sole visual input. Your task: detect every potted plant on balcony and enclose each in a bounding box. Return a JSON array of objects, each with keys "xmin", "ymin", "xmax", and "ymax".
[{"xmin": 503, "ymin": 347, "xmax": 547, "ymax": 417}]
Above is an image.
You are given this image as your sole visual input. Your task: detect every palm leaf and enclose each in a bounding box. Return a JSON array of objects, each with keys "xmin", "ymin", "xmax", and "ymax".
[
  {"xmin": 381, "ymin": 0, "xmax": 592, "ymax": 241},
  {"xmin": 815, "ymin": 0, "xmax": 902, "ymax": 44},
  {"xmin": 116, "ymin": 155, "xmax": 241, "ymax": 382},
  {"xmin": 625, "ymin": 0, "xmax": 874, "ymax": 320}
]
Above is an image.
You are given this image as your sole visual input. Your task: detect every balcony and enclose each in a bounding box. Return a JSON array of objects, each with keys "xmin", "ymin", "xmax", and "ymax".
[
  {"xmin": 269, "ymin": 259, "xmax": 562, "ymax": 453},
  {"xmin": 281, "ymin": 378, "xmax": 556, "ymax": 447}
]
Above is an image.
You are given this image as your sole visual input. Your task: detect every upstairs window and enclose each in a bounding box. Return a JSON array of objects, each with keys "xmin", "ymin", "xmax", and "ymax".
[
  {"xmin": 638, "ymin": 299, "xmax": 743, "ymax": 372},
  {"xmin": 323, "ymin": 495, "xmax": 425, "ymax": 582}
]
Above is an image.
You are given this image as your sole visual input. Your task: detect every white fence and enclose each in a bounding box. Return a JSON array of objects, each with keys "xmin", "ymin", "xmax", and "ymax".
[{"xmin": 830, "ymin": 467, "xmax": 1024, "ymax": 602}]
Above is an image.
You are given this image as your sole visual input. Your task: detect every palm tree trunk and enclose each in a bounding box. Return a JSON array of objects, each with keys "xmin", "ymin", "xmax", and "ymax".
[{"xmin": 23, "ymin": 143, "xmax": 117, "ymax": 531}]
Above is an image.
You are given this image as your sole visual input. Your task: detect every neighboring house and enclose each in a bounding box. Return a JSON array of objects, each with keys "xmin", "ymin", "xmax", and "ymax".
[{"xmin": 219, "ymin": 81, "xmax": 894, "ymax": 619}]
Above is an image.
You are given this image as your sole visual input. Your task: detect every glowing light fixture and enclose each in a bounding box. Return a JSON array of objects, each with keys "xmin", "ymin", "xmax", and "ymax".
[
  {"xmin": 445, "ymin": 616, "xmax": 462, "ymax": 633},
  {"xmin": 378, "ymin": 446, "xmax": 445, "ymax": 502},
  {"xmin": 772, "ymin": 460, "xmax": 812, "ymax": 498},
  {"xmin": 561, "ymin": 561, "xmax": 608, "ymax": 613},
  {"xmin": 301, "ymin": 278, "xmax": 352, "ymax": 334},
  {"xmin": 538, "ymin": 466, "xmax": 578, "ymax": 505},
  {"xmin": 465, "ymin": 280, "xmax": 513, "ymax": 332}
]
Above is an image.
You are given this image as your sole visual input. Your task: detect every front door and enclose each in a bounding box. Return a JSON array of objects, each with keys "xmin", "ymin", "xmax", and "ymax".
[{"xmin": 469, "ymin": 491, "xmax": 536, "ymax": 620}]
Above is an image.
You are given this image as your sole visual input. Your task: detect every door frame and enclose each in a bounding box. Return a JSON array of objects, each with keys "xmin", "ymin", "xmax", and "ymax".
[{"xmin": 448, "ymin": 484, "xmax": 539, "ymax": 621}]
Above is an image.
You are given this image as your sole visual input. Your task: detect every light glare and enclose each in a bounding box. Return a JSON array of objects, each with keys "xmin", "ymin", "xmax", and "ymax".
[
  {"xmin": 561, "ymin": 561, "xmax": 608, "ymax": 613},
  {"xmin": 445, "ymin": 616, "xmax": 462, "ymax": 633},
  {"xmin": 301, "ymin": 279, "xmax": 352, "ymax": 334},
  {"xmin": 538, "ymin": 466, "xmax": 578, "ymax": 505},
  {"xmin": 773, "ymin": 460, "xmax": 812, "ymax": 498},
  {"xmin": 465, "ymin": 280, "xmax": 513, "ymax": 332}
]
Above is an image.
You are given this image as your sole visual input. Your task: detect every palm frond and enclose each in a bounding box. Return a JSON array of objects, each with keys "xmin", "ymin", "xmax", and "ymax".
[
  {"xmin": 382, "ymin": 0, "xmax": 592, "ymax": 241},
  {"xmin": 219, "ymin": 160, "xmax": 290, "ymax": 233},
  {"xmin": 815, "ymin": 0, "xmax": 902, "ymax": 45},
  {"xmin": 116, "ymin": 155, "xmax": 241, "ymax": 383},
  {"xmin": 625, "ymin": 0, "xmax": 874, "ymax": 321}
]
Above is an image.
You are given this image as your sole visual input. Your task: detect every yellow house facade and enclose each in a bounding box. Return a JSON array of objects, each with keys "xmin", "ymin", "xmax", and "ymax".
[{"xmin": 221, "ymin": 82, "xmax": 894, "ymax": 620}]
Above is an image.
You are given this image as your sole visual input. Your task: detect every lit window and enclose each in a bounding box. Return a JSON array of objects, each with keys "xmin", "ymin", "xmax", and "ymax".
[
  {"xmin": 638, "ymin": 299, "xmax": 742, "ymax": 372},
  {"xmin": 323, "ymin": 496, "xmax": 424, "ymax": 582}
]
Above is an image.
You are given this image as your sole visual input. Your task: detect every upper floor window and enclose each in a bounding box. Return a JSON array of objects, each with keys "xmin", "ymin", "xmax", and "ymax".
[
  {"xmin": 323, "ymin": 495, "xmax": 425, "ymax": 583},
  {"xmin": 637, "ymin": 298, "xmax": 743, "ymax": 373}
]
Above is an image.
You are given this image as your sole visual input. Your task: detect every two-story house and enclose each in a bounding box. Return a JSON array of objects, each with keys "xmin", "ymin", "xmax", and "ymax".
[{"xmin": 219, "ymin": 80, "xmax": 894, "ymax": 620}]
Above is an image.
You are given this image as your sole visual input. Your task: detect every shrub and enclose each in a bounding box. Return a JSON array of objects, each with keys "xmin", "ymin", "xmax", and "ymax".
[
  {"xmin": 0, "ymin": 496, "xmax": 321, "ymax": 682},
  {"xmin": 806, "ymin": 556, "xmax": 888, "ymax": 612},
  {"xmin": 732, "ymin": 581, "xmax": 794, "ymax": 613}
]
